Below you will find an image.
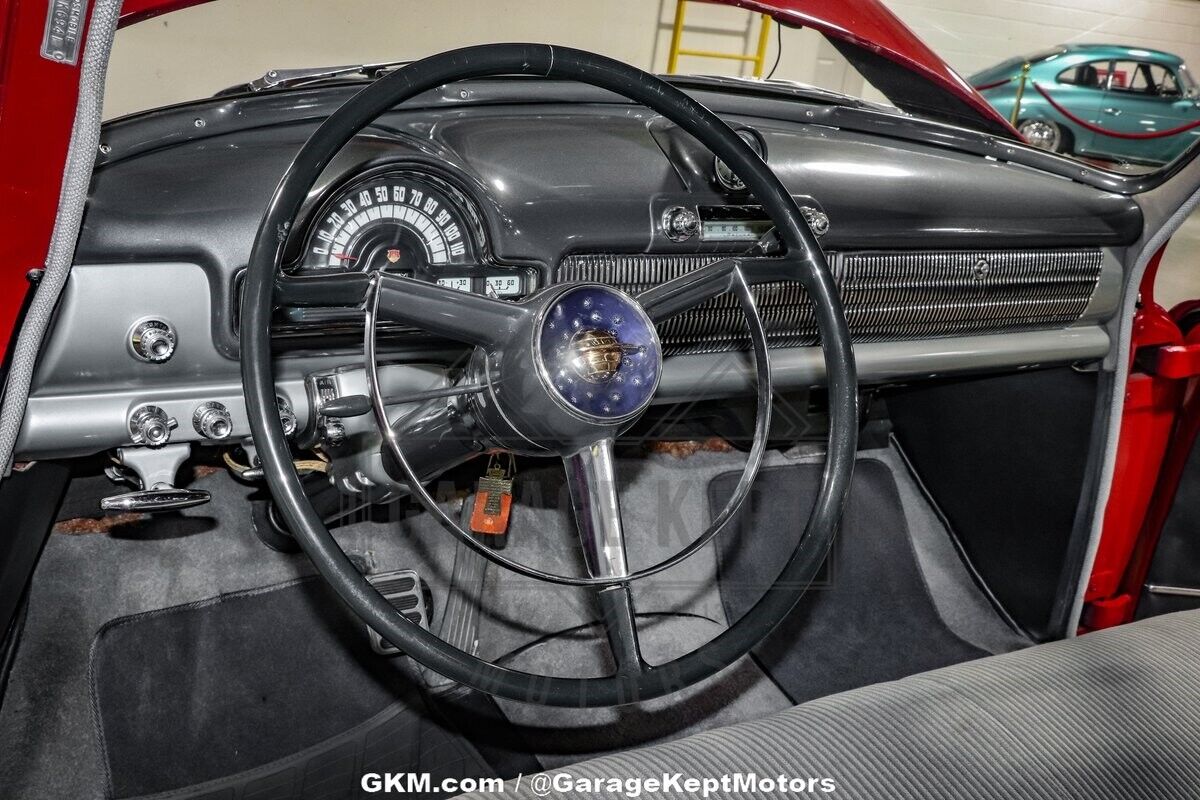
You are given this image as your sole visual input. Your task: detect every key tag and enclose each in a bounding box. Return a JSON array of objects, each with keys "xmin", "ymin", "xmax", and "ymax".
[{"xmin": 470, "ymin": 453, "xmax": 515, "ymax": 545}]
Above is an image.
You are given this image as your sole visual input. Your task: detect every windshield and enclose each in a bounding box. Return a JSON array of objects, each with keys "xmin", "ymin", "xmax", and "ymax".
[
  {"xmin": 105, "ymin": 1, "xmax": 1198, "ymax": 175},
  {"xmin": 103, "ymin": 1, "xmax": 897, "ymax": 120}
]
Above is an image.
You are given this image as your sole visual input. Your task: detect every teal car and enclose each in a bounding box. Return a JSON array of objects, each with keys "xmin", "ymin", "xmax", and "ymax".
[{"xmin": 971, "ymin": 44, "xmax": 1200, "ymax": 165}]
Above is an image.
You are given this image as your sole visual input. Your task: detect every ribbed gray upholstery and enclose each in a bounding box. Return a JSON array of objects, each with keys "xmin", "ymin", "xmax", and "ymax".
[{"xmin": 465, "ymin": 611, "xmax": 1200, "ymax": 799}]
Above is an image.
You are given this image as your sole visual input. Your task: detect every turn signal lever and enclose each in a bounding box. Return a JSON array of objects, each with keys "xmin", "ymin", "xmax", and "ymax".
[{"xmin": 101, "ymin": 443, "xmax": 210, "ymax": 514}]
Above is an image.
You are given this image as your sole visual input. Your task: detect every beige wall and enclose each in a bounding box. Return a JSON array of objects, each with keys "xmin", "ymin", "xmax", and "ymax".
[
  {"xmin": 887, "ymin": 0, "xmax": 1200, "ymax": 80},
  {"xmin": 103, "ymin": 0, "xmax": 1200, "ymax": 120},
  {"xmin": 103, "ymin": 0, "xmax": 826, "ymax": 118}
]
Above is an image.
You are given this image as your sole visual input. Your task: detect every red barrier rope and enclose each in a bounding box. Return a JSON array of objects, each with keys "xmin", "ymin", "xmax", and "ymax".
[
  {"xmin": 1033, "ymin": 81, "xmax": 1200, "ymax": 140},
  {"xmin": 973, "ymin": 77, "xmax": 1013, "ymax": 92}
]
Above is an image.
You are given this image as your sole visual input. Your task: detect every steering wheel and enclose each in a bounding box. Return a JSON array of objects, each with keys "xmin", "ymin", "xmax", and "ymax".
[{"xmin": 242, "ymin": 44, "xmax": 857, "ymax": 707}]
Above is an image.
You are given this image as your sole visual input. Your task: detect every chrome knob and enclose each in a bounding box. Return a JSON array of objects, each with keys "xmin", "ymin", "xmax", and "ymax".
[
  {"xmin": 276, "ymin": 396, "xmax": 298, "ymax": 437},
  {"xmin": 129, "ymin": 405, "xmax": 177, "ymax": 447},
  {"xmin": 320, "ymin": 420, "xmax": 346, "ymax": 448},
  {"xmin": 800, "ymin": 206, "xmax": 830, "ymax": 238},
  {"xmin": 129, "ymin": 319, "xmax": 176, "ymax": 363},
  {"xmin": 662, "ymin": 206, "xmax": 699, "ymax": 241},
  {"xmin": 193, "ymin": 401, "xmax": 233, "ymax": 440}
]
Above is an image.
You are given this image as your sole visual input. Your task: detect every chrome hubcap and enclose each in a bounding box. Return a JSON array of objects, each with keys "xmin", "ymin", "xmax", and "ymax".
[{"xmin": 1019, "ymin": 120, "xmax": 1060, "ymax": 151}]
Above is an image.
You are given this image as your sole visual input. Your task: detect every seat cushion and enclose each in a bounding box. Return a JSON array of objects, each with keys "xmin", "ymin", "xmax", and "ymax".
[{"xmin": 465, "ymin": 611, "xmax": 1200, "ymax": 799}]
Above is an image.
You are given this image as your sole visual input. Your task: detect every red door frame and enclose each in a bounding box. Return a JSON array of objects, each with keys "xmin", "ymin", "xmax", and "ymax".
[{"xmin": 1084, "ymin": 245, "xmax": 1200, "ymax": 630}]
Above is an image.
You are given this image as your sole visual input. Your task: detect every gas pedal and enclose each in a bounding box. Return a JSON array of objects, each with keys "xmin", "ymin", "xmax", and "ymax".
[
  {"xmin": 417, "ymin": 499, "xmax": 491, "ymax": 691},
  {"xmin": 365, "ymin": 569, "xmax": 431, "ymax": 656},
  {"xmin": 424, "ymin": 530, "xmax": 489, "ymax": 691}
]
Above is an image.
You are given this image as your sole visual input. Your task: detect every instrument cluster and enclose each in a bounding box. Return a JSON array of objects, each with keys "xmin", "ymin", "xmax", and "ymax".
[{"xmin": 292, "ymin": 167, "xmax": 530, "ymax": 300}]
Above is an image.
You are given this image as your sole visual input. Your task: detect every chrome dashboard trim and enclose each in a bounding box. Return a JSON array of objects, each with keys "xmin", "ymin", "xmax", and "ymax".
[
  {"xmin": 559, "ymin": 248, "xmax": 1111, "ymax": 356},
  {"xmin": 654, "ymin": 325, "xmax": 1110, "ymax": 402}
]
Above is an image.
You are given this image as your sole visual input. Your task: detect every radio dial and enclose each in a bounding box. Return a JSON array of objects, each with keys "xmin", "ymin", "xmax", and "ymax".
[{"xmin": 662, "ymin": 206, "xmax": 699, "ymax": 242}]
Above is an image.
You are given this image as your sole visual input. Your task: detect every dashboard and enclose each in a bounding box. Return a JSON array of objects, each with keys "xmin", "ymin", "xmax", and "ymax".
[{"xmin": 14, "ymin": 77, "xmax": 1142, "ymax": 466}]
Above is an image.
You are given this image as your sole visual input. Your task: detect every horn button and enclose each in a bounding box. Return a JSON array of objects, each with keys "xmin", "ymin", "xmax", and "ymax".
[{"xmin": 535, "ymin": 286, "xmax": 661, "ymax": 422}]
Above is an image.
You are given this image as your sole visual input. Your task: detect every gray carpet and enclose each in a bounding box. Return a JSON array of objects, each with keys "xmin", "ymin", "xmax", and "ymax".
[
  {"xmin": 0, "ymin": 446, "xmax": 1026, "ymax": 798},
  {"xmin": 714, "ymin": 458, "xmax": 988, "ymax": 704},
  {"xmin": 90, "ymin": 578, "xmax": 492, "ymax": 799},
  {"xmin": 494, "ymin": 618, "xmax": 790, "ymax": 769}
]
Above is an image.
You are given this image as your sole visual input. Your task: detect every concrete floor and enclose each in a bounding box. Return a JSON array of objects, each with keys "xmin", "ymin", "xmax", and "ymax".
[{"xmin": 1154, "ymin": 209, "xmax": 1200, "ymax": 311}]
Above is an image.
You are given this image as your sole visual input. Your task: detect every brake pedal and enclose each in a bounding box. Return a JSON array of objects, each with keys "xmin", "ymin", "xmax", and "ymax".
[{"xmin": 365, "ymin": 569, "xmax": 431, "ymax": 656}]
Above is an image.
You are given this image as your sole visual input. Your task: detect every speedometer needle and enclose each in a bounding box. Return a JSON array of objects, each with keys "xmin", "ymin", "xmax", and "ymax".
[{"xmin": 332, "ymin": 253, "xmax": 358, "ymax": 262}]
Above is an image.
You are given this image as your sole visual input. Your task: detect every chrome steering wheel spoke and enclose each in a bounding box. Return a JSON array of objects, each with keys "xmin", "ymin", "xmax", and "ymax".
[
  {"xmin": 372, "ymin": 272, "xmax": 530, "ymax": 349},
  {"xmin": 563, "ymin": 436, "xmax": 647, "ymax": 676},
  {"xmin": 563, "ymin": 437, "xmax": 629, "ymax": 580},
  {"xmin": 273, "ymin": 268, "xmax": 528, "ymax": 349},
  {"xmin": 274, "ymin": 270, "xmax": 373, "ymax": 308}
]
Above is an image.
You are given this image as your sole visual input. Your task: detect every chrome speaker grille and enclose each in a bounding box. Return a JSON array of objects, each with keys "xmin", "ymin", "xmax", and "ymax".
[{"xmin": 557, "ymin": 250, "xmax": 1103, "ymax": 355}]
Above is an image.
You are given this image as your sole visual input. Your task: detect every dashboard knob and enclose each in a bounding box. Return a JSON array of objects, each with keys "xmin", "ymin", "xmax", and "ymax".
[
  {"xmin": 193, "ymin": 401, "xmax": 233, "ymax": 440},
  {"xmin": 129, "ymin": 319, "xmax": 176, "ymax": 363},
  {"xmin": 129, "ymin": 405, "xmax": 177, "ymax": 447},
  {"xmin": 276, "ymin": 396, "xmax": 298, "ymax": 438},
  {"xmin": 662, "ymin": 206, "xmax": 699, "ymax": 241},
  {"xmin": 320, "ymin": 420, "xmax": 347, "ymax": 448}
]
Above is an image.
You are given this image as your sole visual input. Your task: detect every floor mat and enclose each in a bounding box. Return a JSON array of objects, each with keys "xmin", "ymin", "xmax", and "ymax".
[
  {"xmin": 89, "ymin": 578, "xmax": 496, "ymax": 799},
  {"xmin": 712, "ymin": 458, "xmax": 988, "ymax": 705}
]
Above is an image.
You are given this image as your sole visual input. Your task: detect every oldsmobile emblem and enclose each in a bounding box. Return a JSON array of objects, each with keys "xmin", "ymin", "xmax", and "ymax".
[{"xmin": 568, "ymin": 329, "xmax": 630, "ymax": 384}]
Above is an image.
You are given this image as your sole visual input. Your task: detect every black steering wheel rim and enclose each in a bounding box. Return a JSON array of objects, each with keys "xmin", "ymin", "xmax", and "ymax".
[{"xmin": 241, "ymin": 43, "xmax": 858, "ymax": 707}]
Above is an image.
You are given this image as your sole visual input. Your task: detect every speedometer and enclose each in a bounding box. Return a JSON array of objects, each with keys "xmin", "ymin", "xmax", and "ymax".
[{"xmin": 301, "ymin": 171, "xmax": 476, "ymax": 274}]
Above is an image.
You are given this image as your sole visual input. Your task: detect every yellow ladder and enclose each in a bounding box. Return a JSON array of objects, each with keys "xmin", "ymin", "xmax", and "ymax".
[{"xmin": 666, "ymin": 0, "xmax": 773, "ymax": 78}]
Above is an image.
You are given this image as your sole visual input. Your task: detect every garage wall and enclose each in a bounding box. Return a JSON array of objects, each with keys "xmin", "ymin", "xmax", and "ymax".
[
  {"xmin": 886, "ymin": 0, "xmax": 1200, "ymax": 79},
  {"xmin": 103, "ymin": 0, "xmax": 1200, "ymax": 119},
  {"xmin": 102, "ymin": 0, "xmax": 827, "ymax": 118}
]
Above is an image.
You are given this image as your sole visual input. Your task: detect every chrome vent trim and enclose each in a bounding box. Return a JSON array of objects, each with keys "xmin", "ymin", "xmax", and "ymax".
[{"xmin": 557, "ymin": 250, "xmax": 1104, "ymax": 356}]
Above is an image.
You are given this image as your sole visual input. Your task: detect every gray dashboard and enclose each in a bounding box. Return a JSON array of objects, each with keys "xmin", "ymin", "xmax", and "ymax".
[{"xmin": 15, "ymin": 78, "xmax": 1138, "ymax": 459}]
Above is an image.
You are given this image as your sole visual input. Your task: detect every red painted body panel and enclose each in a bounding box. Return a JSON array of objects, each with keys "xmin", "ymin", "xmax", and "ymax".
[
  {"xmin": 0, "ymin": 0, "xmax": 93, "ymax": 357},
  {"xmin": 1121, "ymin": 319, "xmax": 1200, "ymax": 617},
  {"xmin": 118, "ymin": 0, "xmax": 203, "ymax": 26},
  {"xmin": 1083, "ymin": 246, "xmax": 1197, "ymax": 631}
]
